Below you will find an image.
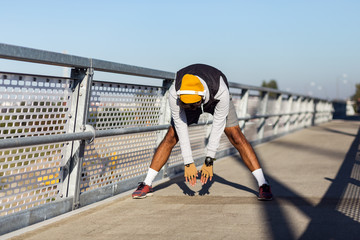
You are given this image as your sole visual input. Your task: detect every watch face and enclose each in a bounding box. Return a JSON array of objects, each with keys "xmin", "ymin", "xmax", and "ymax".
[{"xmin": 205, "ymin": 157, "xmax": 214, "ymax": 166}]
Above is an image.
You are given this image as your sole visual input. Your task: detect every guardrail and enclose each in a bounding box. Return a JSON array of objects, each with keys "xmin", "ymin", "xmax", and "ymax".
[{"xmin": 0, "ymin": 43, "xmax": 333, "ymax": 234}]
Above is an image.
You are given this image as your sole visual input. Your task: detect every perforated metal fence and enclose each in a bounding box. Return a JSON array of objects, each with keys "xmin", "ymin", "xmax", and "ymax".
[
  {"xmin": 0, "ymin": 43, "xmax": 333, "ymax": 234},
  {"xmin": 82, "ymin": 82, "xmax": 165, "ymax": 192},
  {"xmin": 0, "ymin": 73, "xmax": 73, "ymax": 217}
]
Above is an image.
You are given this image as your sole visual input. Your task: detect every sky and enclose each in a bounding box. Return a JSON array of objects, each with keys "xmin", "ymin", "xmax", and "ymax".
[{"xmin": 1, "ymin": 0, "xmax": 359, "ymax": 100}]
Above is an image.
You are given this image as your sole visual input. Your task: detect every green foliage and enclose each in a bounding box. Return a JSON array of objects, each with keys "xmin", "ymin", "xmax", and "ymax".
[
  {"xmin": 351, "ymin": 84, "xmax": 360, "ymax": 112},
  {"xmin": 261, "ymin": 79, "xmax": 279, "ymax": 98},
  {"xmin": 351, "ymin": 84, "xmax": 360, "ymax": 102},
  {"xmin": 262, "ymin": 79, "xmax": 278, "ymax": 89}
]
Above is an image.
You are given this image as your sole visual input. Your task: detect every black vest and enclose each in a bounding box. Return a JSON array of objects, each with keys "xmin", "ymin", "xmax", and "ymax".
[{"xmin": 175, "ymin": 64, "xmax": 229, "ymax": 114}]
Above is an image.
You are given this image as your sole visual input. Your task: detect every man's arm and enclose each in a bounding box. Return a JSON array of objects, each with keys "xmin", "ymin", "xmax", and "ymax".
[
  {"xmin": 205, "ymin": 78, "xmax": 230, "ymax": 158},
  {"xmin": 169, "ymin": 85, "xmax": 198, "ymax": 186},
  {"xmin": 168, "ymin": 85, "xmax": 194, "ymax": 165}
]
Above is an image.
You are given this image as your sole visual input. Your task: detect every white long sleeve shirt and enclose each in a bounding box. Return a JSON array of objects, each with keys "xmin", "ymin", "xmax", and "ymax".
[{"xmin": 169, "ymin": 77, "xmax": 229, "ymax": 165}]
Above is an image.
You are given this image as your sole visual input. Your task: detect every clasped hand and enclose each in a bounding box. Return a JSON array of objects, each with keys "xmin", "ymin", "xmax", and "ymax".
[
  {"xmin": 200, "ymin": 157, "xmax": 214, "ymax": 185},
  {"xmin": 184, "ymin": 163, "xmax": 198, "ymax": 186},
  {"xmin": 184, "ymin": 157, "xmax": 215, "ymax": 186}
]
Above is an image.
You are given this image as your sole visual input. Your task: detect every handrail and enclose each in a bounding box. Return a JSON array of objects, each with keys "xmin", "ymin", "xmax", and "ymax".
[
  {"xmin": 0, "ymin": 43, "xmax": 175, "ymax": 80},
  {"xmin": 228, "ymin": 82, "xmax": 328, "ymax": 101},
  {"xmin": 0, "ymin": 124, "xmax": 171, "ymax": 150},
  {"xmin": 229, "ymin": 82, "xmax": 294, "ymax": 96}
]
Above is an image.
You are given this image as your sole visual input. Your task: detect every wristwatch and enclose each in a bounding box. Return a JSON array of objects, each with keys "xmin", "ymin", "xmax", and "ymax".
[{"xmin": 204, "ymin": 157, "xmax": 215, "ymax": 166}]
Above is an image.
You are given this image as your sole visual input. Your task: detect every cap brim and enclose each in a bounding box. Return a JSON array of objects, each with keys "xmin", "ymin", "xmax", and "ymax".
[{"xmin": 180, "ymin": 94, "xmax": 202, "ymax": 104}]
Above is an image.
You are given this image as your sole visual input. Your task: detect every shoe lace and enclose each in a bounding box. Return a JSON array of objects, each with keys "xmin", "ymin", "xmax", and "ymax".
[
  {"xmin": 261, "ymin": 184, "xmax": 270, "ymax": 192},
  {"xmin": 137, "ymin": 182, "xmax": 146, "ymax": 190}
]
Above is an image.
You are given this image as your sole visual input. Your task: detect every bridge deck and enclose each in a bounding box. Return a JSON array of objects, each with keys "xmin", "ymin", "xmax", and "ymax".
[{"xmin": 4, "ymin": 119, "xmax": 360, "ymax": 240}]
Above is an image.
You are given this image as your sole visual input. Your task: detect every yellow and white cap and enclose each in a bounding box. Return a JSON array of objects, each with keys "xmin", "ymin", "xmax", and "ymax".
[{"xmin": 176, "ymin": 74, "xmax": 205, "ymax": 104}]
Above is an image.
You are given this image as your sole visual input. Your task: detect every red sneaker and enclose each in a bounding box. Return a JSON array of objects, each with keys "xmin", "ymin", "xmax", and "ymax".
[
  {"xmin": 132, "ymin": 182, "xmax": 153, "ymax": 199},
  {"xmin": 258, "ymin": 184, "xmax": 273, "ymax": 201}
]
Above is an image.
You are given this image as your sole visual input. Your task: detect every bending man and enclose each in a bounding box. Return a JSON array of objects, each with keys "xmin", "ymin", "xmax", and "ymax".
[{"xmin": 132, "ymin": 64, "xmax": 272, "ymax": 200}]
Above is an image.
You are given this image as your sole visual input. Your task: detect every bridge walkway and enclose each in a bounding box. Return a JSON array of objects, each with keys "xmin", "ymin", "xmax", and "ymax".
[{"xmin": 4, "ymin": 118, "xmax": 360, "ymax": 240}]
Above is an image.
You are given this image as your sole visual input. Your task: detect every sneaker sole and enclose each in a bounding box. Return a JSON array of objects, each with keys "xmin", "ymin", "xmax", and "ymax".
[
  {"xmin": 257, "ymin": 196, "xmax": 273, "ymax": 201},
  {"xmin": 132, "ymin": 192, "xmax": 153, "ymax": 199}
]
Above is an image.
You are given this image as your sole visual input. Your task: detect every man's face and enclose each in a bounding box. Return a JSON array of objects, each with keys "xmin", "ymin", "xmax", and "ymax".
[{"xmin": 179, "ymin": 99, "xmax": 202, "ymax": 111}]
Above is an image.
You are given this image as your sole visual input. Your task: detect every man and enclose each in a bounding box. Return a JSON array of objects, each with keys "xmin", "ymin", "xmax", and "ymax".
[{"xmin": 132, "ymin": 64, "xmax": 272, "ymax": 200}]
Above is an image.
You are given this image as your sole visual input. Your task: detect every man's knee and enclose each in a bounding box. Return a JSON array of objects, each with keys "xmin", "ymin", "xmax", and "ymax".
[
  {"xmin": 163, "ymin": 127, "xmax": 178, "ymax": 146},
  {"xmin": 225, "ymin": 126, "xmax": 247, "ymax": 145}
]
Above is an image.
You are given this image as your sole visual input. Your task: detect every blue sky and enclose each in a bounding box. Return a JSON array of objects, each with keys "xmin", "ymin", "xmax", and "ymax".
[{"xmin": 1, "ymin": 0, "xmax": 359, "ymax": 100}]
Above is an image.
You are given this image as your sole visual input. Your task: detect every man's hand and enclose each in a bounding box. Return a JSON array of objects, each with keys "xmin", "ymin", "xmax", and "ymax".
[
  {"xmin": 184, "ymin": 163, "xmax": 198, "ymax": 187},
  {"xmin": 200, "ymin": 157, "xmax": 215, "ymax": 185}
]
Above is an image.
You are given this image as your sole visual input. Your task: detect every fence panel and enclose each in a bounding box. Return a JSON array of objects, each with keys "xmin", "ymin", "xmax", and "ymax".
[
  {"xmin": 0, "ymin": 72, "xmax": 73, "ymax": 216},
  {"xmin": 81, "ymin": 81, "xmax": 164, "ymax": 193}
]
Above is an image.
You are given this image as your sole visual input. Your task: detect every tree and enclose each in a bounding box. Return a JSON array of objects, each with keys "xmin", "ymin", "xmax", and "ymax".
[
  {"xmin": 261, "ymin": 79, "xmax": 279, "ymax": 98},
  {"xmin": 351, "ymin": 84, "xmax": 360, "ymax": 101},
  {"xmin": 351, "ymin": 83, "xmax": 360, "ymax": 112},
  {"xmin": 262, "ymin": 79, "xmax": 278, "ymax": 89}
]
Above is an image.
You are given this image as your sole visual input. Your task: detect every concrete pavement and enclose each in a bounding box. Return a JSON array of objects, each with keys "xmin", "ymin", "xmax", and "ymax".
[{"xmin": 3, "ymin": 119, "xmax": 360, "ymax": 240}]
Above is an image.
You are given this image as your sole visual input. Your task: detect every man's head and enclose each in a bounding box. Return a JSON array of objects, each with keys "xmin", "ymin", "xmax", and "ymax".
[{"xmin": 176, "ymin": 74, "xmax": 205, "ymax": 110}]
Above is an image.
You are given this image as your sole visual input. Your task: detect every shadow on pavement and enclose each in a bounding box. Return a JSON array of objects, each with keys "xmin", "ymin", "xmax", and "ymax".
[
  {"xmin": 198, "ymin": 174, "xmax": 258, "ymax": 196},
  {"xmin": 333, "ymin": 115, "xmax": 360, "ymax": 121},
  {"xmin": 317, "ymin": 126, "xmax": 358, "ymax": 137},
  {"xmin": 153, "ymin": 173, "xmax": 258, "ymax": 197},
  {"xmin": 261, "ymin": 127, "xmax": 360, "ymax": 240}
]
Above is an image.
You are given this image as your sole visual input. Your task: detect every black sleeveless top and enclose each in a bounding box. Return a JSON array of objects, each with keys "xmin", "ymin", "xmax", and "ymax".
[{"xmin": 175, "ymin": 64, "xmax": 229, "ymax": 114}]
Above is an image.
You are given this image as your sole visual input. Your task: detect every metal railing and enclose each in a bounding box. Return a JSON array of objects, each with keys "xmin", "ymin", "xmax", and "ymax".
[{"xmin": 0, "ymin": 43, "xmax": 333, "ymax": 234}]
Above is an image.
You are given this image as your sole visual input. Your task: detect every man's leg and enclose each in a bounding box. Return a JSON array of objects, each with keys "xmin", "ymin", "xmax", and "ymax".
[
  {"xmin": 149, "ymin": 126, "xmax": 179, "ymax": 171},
  {"xmin": 224, "ymin": 125, "xmax": 272, "ymax": 200},
  {"xmin": 132, "ymin": 126, "xmax": 178, "ymax": 199},
  {"xmin": 224, "ymin": 125, "xmax": 260, "ymax": 172}
]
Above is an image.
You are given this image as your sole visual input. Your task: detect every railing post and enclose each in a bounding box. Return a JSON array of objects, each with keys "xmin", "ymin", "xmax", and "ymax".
[
  {"xmin": 293, "ymin": 96, "xmax": 302, "ymax": 130},
  {"xmin": 297, "ymin": 97, "xmax": 305, "ymax": 128},
  {"xmin": 317, "ymin": 101, "xmax": 323, "ymax": 123},
  {"xmin": 327, "ymin": 101, "xmax": 334, "ymax": 121},
  {"xmin": 62, "ymin": 67, "xmax": 93, "ymax": 210},
  {"xmin": 319, "ymin": 101, "xmax": 327, "ymax": 123},
  {"xmin": 312, "ymin": 99, "xmax": 319, "ymax": 126},
  {"xmin": 238, "ymin": 88, "xmax": 249, "ymax": 130},
  {"xmin": 306, "ymin": 98, "xmax": 314, "ymax": 126},
  {"xmin": 284, "ymin": 95, "xmax": 293, "ymax": 133},
  {"xmin": 157, "ymin": 79, "xmax": 173, "ymax": 177},
  {"xmin": 273, "ymin": 93, "xmax": 283, "ymax": 135},
  {"xmin": 257, "ymin": 91, "xmax": 268, "ymax": 141}
]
